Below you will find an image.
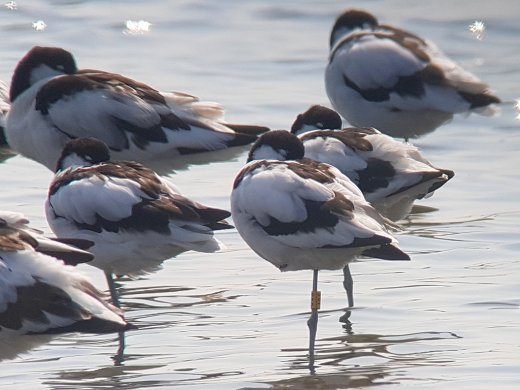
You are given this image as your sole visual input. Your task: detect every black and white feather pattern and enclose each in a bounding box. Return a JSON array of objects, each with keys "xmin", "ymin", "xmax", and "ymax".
[
  {"xmin": 0, "ymin": 210, "xmax": 94, "ymax": 266},
  {"xmin": 6, "ymin": 46, "xmax": 269, "ymax": 170},
  {"xmin": 46, "ymin": 138, "xmax": 233, "ymax": 276},
  {"xmin": 292, "ymin": 106, "xmax": 455, "ymax": 221},
  {"xmin": 231, "ymin": 130, "xmax": 409, "ymax": 272},
  {"xmin": 325, "ymin": 9, "xmax": 500, "ymax": 138},
  {"xmin": 0, "ymin": 211, "xmax": 128, "ymax": 335},
  {"xmin": 0, "ymin": 80, "xmax": 10, "ymax": 145}
]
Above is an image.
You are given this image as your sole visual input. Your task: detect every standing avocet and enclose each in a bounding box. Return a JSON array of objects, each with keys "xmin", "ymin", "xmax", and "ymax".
[
  {"xmin": 46, "ymin": 138, "xmax": 233, "ymax": 306},
  {"xmin": 231, "ymin": 130, "xmax": 409, "ymax": 359}
]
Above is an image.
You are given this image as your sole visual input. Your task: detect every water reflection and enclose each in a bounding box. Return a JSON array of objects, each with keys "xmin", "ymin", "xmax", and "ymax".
[
  {"xmin": 42, "ymin": 321, "xmax": 243, "ymax": 389},
  {"xmin": 114, "ymin": 282, "xmax": 239, "ymax": 313},
  {"xmin": 0, "ymin": 139, "xmax": 246, "ymax": 175},
  {"xmin": 244, "ymin": 330, "xmax": 461, "ymax": 389},
  {"xmin": 44, "ymin": 362, "xmax": 169, "ymax": 390},
  {"xmin": 247, "ymin": 371, "xmax": 393, "ymax": 389},
  {"xmin": 403, "ymin": 213, "xmax": 496, "ymax": 228},
  {"xmin": 0, "ymin": 334, "xmax": 54, "ymax": 362},
  {"xmin": 400, "ymin": 213, "xmax": 497, "ymax": 243},
  {"xmin": 145, "ymin": 145, "xmax": 248, "ymax": 176},
  {"xmin": 0, "ymin": 331, "xmax": 133, "ymax": 372},
  {"xmin": 45, "ymin": 365, "xmax": 244, "ymax": 389}
]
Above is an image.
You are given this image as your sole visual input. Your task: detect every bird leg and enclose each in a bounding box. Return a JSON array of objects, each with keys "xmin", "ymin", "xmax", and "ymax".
[
  {"xmin": 343, "ymin": 265, "xmax": 354, "ymax": 308},
  {"xmin": 112, "ymin": 330, "xmax": 127, "ymax": 366},
  {"xmin": 307, "ymin": 269, "xmax": 320, "ymax": 368},
  {"xmin": 105, "ymin": 272, "xmax": 121, "ymax": 308}
]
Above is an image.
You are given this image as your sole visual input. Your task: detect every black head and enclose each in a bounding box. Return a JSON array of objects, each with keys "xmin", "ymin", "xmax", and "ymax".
[
  {"xmin": 291, "ymin": 105, "xmax": 343, "ymax": 135},
  {"xmin": 10, "ymin": 46, "xmax": 78, "ymax": 101},
  {"xmin": 330, "ymin": 9, "xmax": 379, "ymax": 48},
  {"xmin": 247, "ymin": 130, "xmax": 305, "ymax": 163},
  {"xmin": 56, "ymin": 137, "xmax": 111, "ymax": 172}
]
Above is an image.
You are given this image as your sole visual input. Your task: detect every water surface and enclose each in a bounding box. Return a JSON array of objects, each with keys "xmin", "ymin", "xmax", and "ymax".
[{"xmin": 0, "ymin": 1, "xmax": 519, "ymax": 389}]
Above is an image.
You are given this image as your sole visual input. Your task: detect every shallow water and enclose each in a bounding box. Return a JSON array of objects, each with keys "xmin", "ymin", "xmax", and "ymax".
[{"xmin": 1, "ymin": 0, "xmax": 519, "ymax": 389}]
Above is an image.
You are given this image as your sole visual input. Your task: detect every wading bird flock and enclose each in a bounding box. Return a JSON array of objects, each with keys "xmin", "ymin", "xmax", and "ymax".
[{"xmin": 0, "ymin": 9, "xmax": 499, "ymax": 360}]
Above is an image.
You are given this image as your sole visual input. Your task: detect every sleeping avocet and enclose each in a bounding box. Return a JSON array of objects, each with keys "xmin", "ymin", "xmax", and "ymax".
[
  {"xmin": 6, "ymin": 46, "xmax": 269, "ymax": 170},
  {"xmin": 325, "ymin": 9, "xmax": 500, "ymax": 139},
  {"xmin": 291, "ymin": 105, "xmax": 453, "ymax": 306},
  {"xmin": 45, "ymin": 137, "xmax": 233, "ymax": 306},
  {"xmin": 0, "ymin": 211, "xmax": 129, "ymax": 335},
  {"xmin": 292, "ymin": 105, "xmax": 455, "ymax": 222},
  {"xmin": 0, "ymin": 210, "xmax": 94, "ymax": 266},
  {"xmin": 231, "ymin": 130, "xmax": 409, "ymax": 357}
]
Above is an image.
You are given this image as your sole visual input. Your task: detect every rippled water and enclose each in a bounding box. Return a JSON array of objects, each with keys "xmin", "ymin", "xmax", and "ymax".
[{"xmin": 1, "ymin": 0, "xmax": 519, "ymax": 389}]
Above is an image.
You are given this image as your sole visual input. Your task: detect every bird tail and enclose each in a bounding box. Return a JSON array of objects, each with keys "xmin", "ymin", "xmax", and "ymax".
[
  {"xmin": 362, "ymin": 243, "xmax": 410, "ymax": 261},
  {"xmin": 223, "ymin": 123, "xmax": 270, "ymax": 136}
]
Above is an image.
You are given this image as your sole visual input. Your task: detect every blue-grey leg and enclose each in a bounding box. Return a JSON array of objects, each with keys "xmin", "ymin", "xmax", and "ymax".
[
  {"xmin": 343, "ymin": 265, "xmax": 354, "ymax": 308},
  {"xmin": 112, "ymin": 330, "xmax": 126, "ymax": 366},
  {"xmin": 307, "ymin": 269, "xmax": 320, "ymax": 368},
  {"xmin": 105, "ymin": 272, "xmax": 121, "ymax": 308}
]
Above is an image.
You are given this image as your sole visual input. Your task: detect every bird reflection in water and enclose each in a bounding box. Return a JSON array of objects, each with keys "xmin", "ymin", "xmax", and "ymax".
[{"xmin": 275, "ymin": 327, "xmax": 461, "ymax": 386}]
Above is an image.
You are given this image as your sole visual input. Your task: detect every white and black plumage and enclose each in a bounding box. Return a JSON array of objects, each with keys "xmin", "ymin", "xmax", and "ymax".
[
  {"xmin": 231, "ymin": 130, "xmax": 409, "ymax": 355},
  {"xmin": 0, "ymin": 210, "xmax": 95, "ymax": 266},
  {"xmin": 6, "ymin": 46, "xmax": 269, "ymax": 170},
  {"xmin": 0, "ymin": 211, "xmax": 129, "ymax": 335},
  {"xmin": 292, "ymin": 105, "xmax": 455, "ymax": 222},
  {"xmin": 291, "ymin": 106, "xmax": 452, "ymax": 308},
  {"xmin": 325, "ymin": 9, "xmax": 501, "ymax": 139},
  {"xmin": 233, "ymin": 130, "xmax": 409, "ymax": 271},
  {"xmin": 46, "ymin": 137, "xmax": 234, "ymax": 306},
  {"xmin": 0, "ymin": 80, "xmax": 10, "ymax": 145}
]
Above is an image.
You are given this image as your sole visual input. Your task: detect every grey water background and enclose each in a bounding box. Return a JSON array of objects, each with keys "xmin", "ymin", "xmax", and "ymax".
[{"xmin": 0, "ymin": 0, "xmax": 519, "ymax": 388}]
